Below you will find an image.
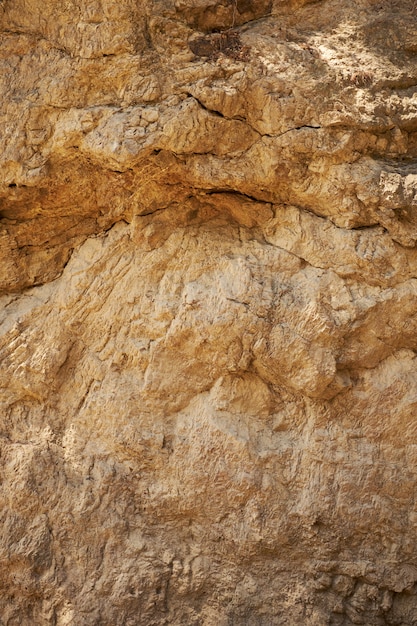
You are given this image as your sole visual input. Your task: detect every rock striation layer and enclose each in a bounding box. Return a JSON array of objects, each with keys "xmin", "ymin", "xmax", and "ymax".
[{"xmin": 1, "ymin": 0, "xmax": 417, "ymax": 624}]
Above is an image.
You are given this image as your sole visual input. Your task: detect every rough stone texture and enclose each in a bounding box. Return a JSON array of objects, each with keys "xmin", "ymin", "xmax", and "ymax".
[{"xmin": 1, "ymin": 0, "xmax": 417, "ymax": 624}]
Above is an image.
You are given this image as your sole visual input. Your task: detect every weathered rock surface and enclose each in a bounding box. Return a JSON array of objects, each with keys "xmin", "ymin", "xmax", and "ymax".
[{"xmin": 1, "ymin": 0, "xmax": 417, "ymax": 623}]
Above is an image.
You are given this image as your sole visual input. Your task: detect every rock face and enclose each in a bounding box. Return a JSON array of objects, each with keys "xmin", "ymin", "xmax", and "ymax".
[{"xmin": 1, "ymin": 0, "xmax": 417, "ymax": 623}]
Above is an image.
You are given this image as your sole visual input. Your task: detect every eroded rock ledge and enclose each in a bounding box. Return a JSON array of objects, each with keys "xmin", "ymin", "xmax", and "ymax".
[{"xmin": 1, "ymin": 1, "xmax": 417, "ymax": 624}]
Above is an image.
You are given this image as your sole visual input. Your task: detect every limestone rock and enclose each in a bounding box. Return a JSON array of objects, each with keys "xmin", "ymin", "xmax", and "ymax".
[{"xmin": 1, "ymin": 0, "xmax": 417, "ymax": 624}]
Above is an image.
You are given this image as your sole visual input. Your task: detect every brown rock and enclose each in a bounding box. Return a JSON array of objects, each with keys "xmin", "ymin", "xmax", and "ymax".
[{"xmin": 1, "ymin": 0, "xmax": 417, "ymax": 624}]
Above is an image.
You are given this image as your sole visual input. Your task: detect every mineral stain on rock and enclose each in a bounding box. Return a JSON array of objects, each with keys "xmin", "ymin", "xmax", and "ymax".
[
  {"xmin": 188, "ymin": 30, "xmax": 250, "ymax": 61},
  {"xmin": 1, "ymin": 0, "xmax": 417, "ymax": 624}
]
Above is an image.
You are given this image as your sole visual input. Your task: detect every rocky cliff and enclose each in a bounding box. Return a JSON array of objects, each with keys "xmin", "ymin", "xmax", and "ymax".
[{"xmin": 1, "ymin": 0, "xmax": 417, "ymax": 624}]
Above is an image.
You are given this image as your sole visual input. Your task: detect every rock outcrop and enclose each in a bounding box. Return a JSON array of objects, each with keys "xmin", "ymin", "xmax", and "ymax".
[{"xmin": 1, "ymin": 0, "xmax": 417, "ymax": 623}]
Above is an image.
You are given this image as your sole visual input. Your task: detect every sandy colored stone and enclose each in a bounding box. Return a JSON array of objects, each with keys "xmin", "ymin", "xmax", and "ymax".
[{"xmin": 1, "ymin": 0, "xmax": 417, "ymax": 624}]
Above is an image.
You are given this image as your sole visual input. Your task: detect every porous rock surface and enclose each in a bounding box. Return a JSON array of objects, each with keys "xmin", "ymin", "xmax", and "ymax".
[{"xmin": 1, "ymin": 0, "xmax": 417, "ymax": 624}]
